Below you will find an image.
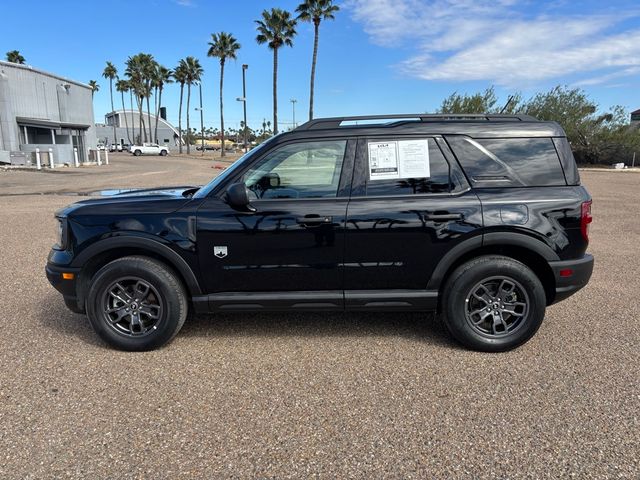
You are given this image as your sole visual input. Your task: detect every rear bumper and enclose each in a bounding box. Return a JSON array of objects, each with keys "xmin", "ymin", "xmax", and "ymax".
[
  {"xmin": 548, "ymin": 254, "xmax": 594, "ymax": 304},
  {"xmin": 45, "ymin": 263, "xmax": 84, "ymax": 313}
]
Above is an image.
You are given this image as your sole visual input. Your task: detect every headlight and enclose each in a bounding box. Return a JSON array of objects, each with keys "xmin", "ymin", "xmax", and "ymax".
[{"xmin": 55, "ymin": 217, "xmax": 67, "ymax": 249}]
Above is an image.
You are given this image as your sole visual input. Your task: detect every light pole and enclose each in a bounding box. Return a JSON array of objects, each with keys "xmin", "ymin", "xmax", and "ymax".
[
  {"xmin": 236, "ymin": 64, "xmax": 249, "ymax": 153},
  {"xmin": 195, "ymin": 82, "xmax": 204, "ymax": 155},
  {"xmin": 290, "ymin": 98, "xmax": 297, "ymax": 129}
]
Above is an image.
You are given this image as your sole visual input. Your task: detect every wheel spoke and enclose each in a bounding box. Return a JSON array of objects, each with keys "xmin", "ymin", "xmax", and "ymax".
[
  {"xmin": 106, "ymin": 307, "xmax": 128, "ymax": 323},
  {"xmin": 129, "ymin": 314, "xmax": 146, "ymax": 335},
  {"xmin": 491, "ymin": 311, "xmax": 509, "ymax": 335},
  {"xmin": 502, "ymin": 302, "xmax": 527, "ymax": 317},
  {"xmin": 472, "ymin": 284, "xmax": 492, "ymax": 305},
  {"xmin": 139, "ymin": 304, "xmax": 161, "ymax": 320},
  {"xmin": 134, "ymin": 281, "xmax": 151, "ymax": 301},
  {"xmin": 469, "ymin": 308, "xmax": 492, "ymax": 325},
  {"xmin": 497, "ymin": 279, "xmax": 516, "ymax": 300},
  {"xmin": 115, "ymin": 283, "xmax": 133, "ymax": 300},
  {"xmin": 109, "ymin": 290, "xmax": 129, "ymax": 304}
]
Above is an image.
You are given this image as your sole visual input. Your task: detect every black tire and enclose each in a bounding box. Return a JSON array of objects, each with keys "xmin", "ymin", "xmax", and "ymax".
[
  {"xmin": 133, "ymin": 149, "xmax": 142, "ymax": 156},
  {"xmin": 441, "ymin": 255, "xmax": 546, "ymax": 352},
  {"xmin": 86, "ymin": 256, "xmax": 188, "ymax": 351},
  {"xmin": 159, "ymin": 150, "xmax": 167, "ymax": 156}
]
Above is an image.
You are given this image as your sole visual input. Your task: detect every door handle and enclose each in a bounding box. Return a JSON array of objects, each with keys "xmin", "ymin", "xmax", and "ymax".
[
  {"xmin": 424, "ymin": 213, "xmax": 463, "ymax": 221},
  {"xmin": 297, "ymin": 215, "xmax": 333, "ymax": 227}
]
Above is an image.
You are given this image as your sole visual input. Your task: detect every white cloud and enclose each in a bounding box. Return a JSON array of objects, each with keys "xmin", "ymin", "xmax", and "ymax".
[{"xmin": 345, "ymin": 0, "xmax": 640, "ymax": 86}]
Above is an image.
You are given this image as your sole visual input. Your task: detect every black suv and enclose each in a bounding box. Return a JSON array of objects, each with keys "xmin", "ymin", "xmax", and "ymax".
[{"xmin": 46, "ymin": 114, "xmax": 594, "ymax": 352}]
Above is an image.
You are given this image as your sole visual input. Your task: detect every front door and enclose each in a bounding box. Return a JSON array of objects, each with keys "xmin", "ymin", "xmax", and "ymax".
[{"xmin": 196, "ymin": 138, "xmax": 355, "ymax": 308}]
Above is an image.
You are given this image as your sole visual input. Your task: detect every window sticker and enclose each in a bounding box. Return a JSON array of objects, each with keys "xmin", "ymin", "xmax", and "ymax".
[
  {"xmin": 368, "ymin": 139, "xmax": 431, "ymax": 180},
  {"xmin": 368, "ymin": 142, "xmax": 399, "ymax": 180},
  {"xmin": 398, "ymin": 139, "xmax": 430, "ymax": 179}
]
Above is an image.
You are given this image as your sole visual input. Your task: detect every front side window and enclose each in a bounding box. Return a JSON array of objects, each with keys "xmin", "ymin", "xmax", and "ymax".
[{"xmin": 242, "ymin": 140, "xmax": 347, "ymax": 199}]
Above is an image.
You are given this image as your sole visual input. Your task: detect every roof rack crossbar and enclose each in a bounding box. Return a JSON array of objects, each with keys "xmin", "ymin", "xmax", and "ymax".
[{"xmin": 296, "ymin": 113, "xmax": 538, "ymax": 130}]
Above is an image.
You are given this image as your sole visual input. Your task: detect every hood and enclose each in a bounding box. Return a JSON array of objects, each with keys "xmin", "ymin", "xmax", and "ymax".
[{"xmin": 56, "ymin": 186, "xmax": 202, "ymax": 218}]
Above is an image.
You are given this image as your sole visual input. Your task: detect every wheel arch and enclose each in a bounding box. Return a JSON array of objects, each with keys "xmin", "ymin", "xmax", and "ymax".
[
  {"xmin": 72, "ymin": 237, "xmax": 202, "ymax": 308},
  {"xmin": 428, "ymin": 233, "xmax": 558, "ymax": 306}
]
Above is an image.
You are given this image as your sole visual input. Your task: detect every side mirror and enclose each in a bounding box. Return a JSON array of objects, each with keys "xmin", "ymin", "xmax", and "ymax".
[{"xmin": 226, "ymin": 182, "xmax": 256, "ymax": 212}]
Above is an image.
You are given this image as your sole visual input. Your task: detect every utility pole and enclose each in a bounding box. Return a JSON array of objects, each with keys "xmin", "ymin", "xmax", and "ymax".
[
  {"xmin": 197, "ymin": 82, "xmax": 204, "ymax": 155},
  {"xmin": 242, "ymin": 64, "xmax": 248, "ymax": 152},
  {"xmin": 290, "ymin": 98, "xmax": 297, "ymax": 129}
]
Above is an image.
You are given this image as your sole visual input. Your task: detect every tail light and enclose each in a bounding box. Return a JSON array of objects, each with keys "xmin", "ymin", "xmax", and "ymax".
[{"xmin": 581, "ymin": 200, "xmax": 592, "ymax": 242}]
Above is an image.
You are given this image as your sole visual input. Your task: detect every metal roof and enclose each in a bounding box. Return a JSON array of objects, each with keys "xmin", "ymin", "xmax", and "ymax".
[
  {"xmin": 16, "ymin": 117, "xmax": 91, "ymax": 129},
  {"xmin": 0, "ymin": 60, "xmax": 91, "ymax": 89}
]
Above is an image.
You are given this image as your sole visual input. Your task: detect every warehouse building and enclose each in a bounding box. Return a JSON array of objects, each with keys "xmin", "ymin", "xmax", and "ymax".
[
  {"xmin": 0, "ymin": 60, "xmax": 97, "ymax": 166},
  {"xmin": 95, "ymin": 109, "xmax": 183, "ymax": 149}
]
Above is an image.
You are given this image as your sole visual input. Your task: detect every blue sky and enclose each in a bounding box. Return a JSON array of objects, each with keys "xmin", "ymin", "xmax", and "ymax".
[{"xmin": 2, "ymin": 0, "xmax": 639, "ymax": 130}]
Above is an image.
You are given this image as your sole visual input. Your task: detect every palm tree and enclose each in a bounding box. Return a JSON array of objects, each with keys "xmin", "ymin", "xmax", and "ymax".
[
  {"xmin": 102, "ymin": 61, "xmax": 118, "ymax": 147},
  {"xmin": 183, "ymin": 56, "xmax": 204, "ymax": 154},
  {"xmin": 125, "ymin": 53, "xmax": 155, "ymax": 143},
  {"xmin": 143, "ymin": 56, "xmax": 157, "ymax": 144},
  {"xmin": 152, "ymin": 65, "xmax": 173, "ymax": 143},
  {"xmin": 6, "ymin": 50, "xmax": 25, "ymax": 64},
  {"xmin": 256, "ymin": 8, "xmax": 297, "ymax": 135},
  {"xmin": 116, "ymin": 79, "xmax": 132, "ymax": 144},
  {"xmin": 129, "ymin": 85, "xmax": 137, "ymax": 144},
  {"xmin": 296, "ymin": 0, "xmax": 339, "ymax": 121},
  {"xmin": 173, "ymin": 60, "xmax": 188, "ymax": 153},
  {"xmin": 207, "ymin": 32, "xmax": 241, "ymax": 157},
  {"xmin": 88, "ymin": 80, "xmax": 99, "ymax": 99}
]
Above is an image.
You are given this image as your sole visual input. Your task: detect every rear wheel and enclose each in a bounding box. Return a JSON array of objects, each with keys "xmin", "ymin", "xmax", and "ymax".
[
  {"xmin": 441, "ymin": 255, "xmax": 546, "ymax": 352},
  {"xmin": 86, "ymin": 256, "xmax": 188, "ymax": 351},
  {"xmin": 133, "ymin": 149, "xmax": 142, "ymax": 156}
]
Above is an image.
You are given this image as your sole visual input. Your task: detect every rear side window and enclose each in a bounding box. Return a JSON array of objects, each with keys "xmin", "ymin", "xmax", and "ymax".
[
  {"xmin": 364, "ymin": 138, "xmax": 452, "ymax": 196},
  {"xmin": 446, "ymin": 136, "xmax": 566, "ymax": 187}
]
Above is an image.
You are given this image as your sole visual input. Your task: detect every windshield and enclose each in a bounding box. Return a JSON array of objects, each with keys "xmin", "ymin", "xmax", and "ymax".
[{"xmin": 192, "ymin": 139, "xmax": 276, "ymax": 199}]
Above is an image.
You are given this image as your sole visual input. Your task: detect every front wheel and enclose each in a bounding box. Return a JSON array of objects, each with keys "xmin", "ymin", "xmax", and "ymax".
[
  {"xmin": 441, "ymin": 255, "xmax": 546, "ymax": 352},
  {"xmin": 159, "ymin": 150, "xmax": 168, "ymax": 156},
  {"xmin": 86, "ymin": 256, "xmax": 188, "ymax": 351},
  {"xmin": 133, "ymin": 149, "xmax": 142, "ymax": 156}
]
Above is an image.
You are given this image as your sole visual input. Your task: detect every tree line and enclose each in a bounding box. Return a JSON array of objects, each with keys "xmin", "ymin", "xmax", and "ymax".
[
  {"xmin": 83, "ymin": 0, "xmax": 338, "ymax": 156},
  {"xmin": 437, "ymin": 86, "xmax": 640, "ymax": 165}
]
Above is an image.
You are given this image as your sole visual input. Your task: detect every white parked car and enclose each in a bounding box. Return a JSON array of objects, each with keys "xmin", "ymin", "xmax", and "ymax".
[{"xmin": 129, "ymin": 143, "xmax": 169, "ymax": 156}]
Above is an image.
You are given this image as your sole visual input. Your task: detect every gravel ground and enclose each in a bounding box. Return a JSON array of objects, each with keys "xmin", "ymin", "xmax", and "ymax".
[{"xmin": 0, "ymin": 161, "xmax": 638, "ymax": 478}]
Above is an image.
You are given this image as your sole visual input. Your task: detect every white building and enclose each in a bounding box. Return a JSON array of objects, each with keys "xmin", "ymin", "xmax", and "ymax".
[
  {"xmin": 0, "ymin": 60, "xmax": 97, "ymax": 166},
  {"xmin": 95, "ymin": 109, "xmax": 183, "ymax": 148}
]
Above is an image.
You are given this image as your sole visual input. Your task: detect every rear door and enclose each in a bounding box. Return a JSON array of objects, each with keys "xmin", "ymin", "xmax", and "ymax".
[{"xmin": 343, "ymin": 135, "xmax": 482, "ymax": 309}]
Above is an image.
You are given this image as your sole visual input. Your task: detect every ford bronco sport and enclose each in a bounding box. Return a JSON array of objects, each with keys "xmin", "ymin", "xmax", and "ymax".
[{"xmin": 46, "ymin": 114, "xmax": 594, "ymax": 352}]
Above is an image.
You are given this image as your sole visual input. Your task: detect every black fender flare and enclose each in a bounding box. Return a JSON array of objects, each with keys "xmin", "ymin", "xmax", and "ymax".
[
  {"xmin": 426, "ymin": 232, "xmax": 559, "ymax": 290},
  {"xmin": 71, "ymin": 236, "xmax": 202, "ymax": 295}
]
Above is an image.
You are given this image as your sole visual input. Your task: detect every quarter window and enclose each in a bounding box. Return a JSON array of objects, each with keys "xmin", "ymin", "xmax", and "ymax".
[
  {"xmin": 242, "ymin": 140, "xmax": 346, "ymax": 199},
  {"xmin": 447, "ymin": 136, "xmax": 566, "ymax": 187}
]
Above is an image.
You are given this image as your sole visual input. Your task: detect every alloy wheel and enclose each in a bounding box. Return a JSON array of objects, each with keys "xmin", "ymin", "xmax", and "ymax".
[
  {"xmin": 464, "ymin": 276, "xmax": 529, "ymax": 337},
  {"xmin": 101, "ymin": 277, "xmax": 163, "ymax": 337}
]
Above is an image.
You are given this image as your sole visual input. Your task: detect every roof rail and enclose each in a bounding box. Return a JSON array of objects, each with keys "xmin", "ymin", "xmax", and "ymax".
[{"xmin": 295, "ymin": 113, "xmax": 539, "ymax": 130}]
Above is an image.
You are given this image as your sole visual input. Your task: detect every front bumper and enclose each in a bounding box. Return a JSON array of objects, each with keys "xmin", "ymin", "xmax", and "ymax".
[
  {"xmin": 45, "ymin": 263, "xmax": 84, "ymax": 313},
  {"xmin": 548, "ymin": 254, "xmax": 594, "ymax": 304}
]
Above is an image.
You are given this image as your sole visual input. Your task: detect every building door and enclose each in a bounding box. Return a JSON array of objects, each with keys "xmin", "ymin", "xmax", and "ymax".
[{"xmin": 72, "ymin": 130, "xmax": 85, "ymax": 162}]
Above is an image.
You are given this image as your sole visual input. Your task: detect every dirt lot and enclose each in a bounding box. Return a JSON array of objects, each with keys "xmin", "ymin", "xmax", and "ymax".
[{"xmin": 0, "ymin": 156, "xmax": 638, "ymax": 478}]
